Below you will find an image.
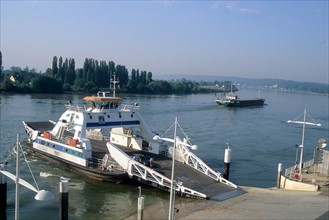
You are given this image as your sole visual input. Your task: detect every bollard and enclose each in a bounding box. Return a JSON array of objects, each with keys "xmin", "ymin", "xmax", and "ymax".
[
  {"xmin": 137, "ymin": 186, "xmax": 144, "ymax": 220},
  {"xmin": 223, "ymin": 144, "xmax": 231, "ymax": 180},
  {"xmin": 0, "ymin": 164, "xmax": 7, "ymax": 211},
  {"xmin": 60, "ymin": 178, "xmax": 69, "ymax": 220},
  {"xmin": 277, "ymin": 163, "xmax": 282, "ymax": 188},
  {"xmin": 137, "ymin": 196, "xmax": 144, "ymax": 220}
]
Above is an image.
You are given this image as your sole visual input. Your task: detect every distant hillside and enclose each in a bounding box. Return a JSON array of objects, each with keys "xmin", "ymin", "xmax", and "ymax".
[{"xmin": 154, "ymin": 74, "xmax": 329, "ymax": 94}]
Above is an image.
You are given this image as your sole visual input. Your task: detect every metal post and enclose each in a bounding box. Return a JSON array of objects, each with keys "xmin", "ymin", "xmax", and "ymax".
[
  {"xmin": 0, "ymin": 164, "xmax": 7, "ymax": 220},
  {"xmin": 277, "ymin": 163, "xmax": 282, "ymax": 188},
  {"xmin": 15, "ymin": 134, "xmax": 20, "ymax": 220},
  {"xmin": 287, "ymin": 109, "xmax": 321, "ymax": 182},
  {"xmin": 168, "ymin": 117, "xmax": 177, "ymax": 220},
  {"xmin": 298, "ymin": 110, "xmax": 307, "ymax": 182},
  {"xmin": 60, "ymin": 179, "xmax": 69, "ymax": 220},
  {"xmin": 0, "ymin": 164, "xmax": 7, "ymax": 211},
  {"xmin": 295, "ymin": 144, "xmax": 299, "ymax": 164},
  {"xmin": 137, "ymin": 186, "xmax": 144, "ymax": 220},
  {"xmin": 223, "ymin": 144, "xmax": 231, "ymax": 180}
]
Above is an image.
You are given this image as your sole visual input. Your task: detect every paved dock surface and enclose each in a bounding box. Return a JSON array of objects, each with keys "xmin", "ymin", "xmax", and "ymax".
[{"xmin": 126, "ymin": 186, "xmax": 329, "ymax": 220}]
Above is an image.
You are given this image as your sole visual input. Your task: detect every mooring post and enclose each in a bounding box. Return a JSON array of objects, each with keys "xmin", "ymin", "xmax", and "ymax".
[
  {"xmin": 137, "ymin": 186, "xmax": 144, "ymax": 220},
  {"xmin": 277, "ymin": 163, "xmax": 282, "ymax": 188},
  {"xmin": 223, "ymin": 144, "xmax": 231, "ymax": 180},
  {"xmin": 0, "ymin": 164, "xmax": 7, "ymax": 211},
  {"xmin": 60, "ymin": 178, "xmax": 69, "ymax": 220}
]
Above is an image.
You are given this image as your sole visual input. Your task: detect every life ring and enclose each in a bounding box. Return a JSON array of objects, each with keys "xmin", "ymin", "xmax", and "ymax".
[
  {"xmin": 149, "ymin": 146, "xmax": 152, "ymax": 151},
  {"xmin": 294, "ymin": 173, "xmax": 299, "ymax": 180}
]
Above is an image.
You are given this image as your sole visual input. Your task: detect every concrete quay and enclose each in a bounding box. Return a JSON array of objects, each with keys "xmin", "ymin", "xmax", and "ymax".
[{"xmin": 126, "ymin": 186, "xmax": 329, "ymax": 220}]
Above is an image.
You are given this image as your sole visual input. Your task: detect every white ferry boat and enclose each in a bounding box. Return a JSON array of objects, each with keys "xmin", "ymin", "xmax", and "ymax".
[{"xmin": 23, "ymin": 79, "xmax": 239, "ymax": 199}]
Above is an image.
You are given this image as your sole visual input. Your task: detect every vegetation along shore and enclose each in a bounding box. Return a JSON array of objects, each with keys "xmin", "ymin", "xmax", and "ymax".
[{"xmin": 0, "ymin": 52, "xmax": 328, "ymax": 95}]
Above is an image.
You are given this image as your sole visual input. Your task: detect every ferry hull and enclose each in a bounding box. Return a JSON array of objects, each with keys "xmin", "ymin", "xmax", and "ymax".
[{"xmin": 25, "ymin": 140, "xmax": 130, "ymax": 183}]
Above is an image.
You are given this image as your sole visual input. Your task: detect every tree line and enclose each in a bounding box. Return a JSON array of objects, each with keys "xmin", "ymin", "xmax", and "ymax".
[{"xmin": 0, "ymin": 52, "xmax": 232, "ymax": 94}]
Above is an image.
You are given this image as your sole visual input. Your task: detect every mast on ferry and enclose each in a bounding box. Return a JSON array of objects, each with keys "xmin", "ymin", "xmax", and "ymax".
[{"xmin": 111, "ymin": 74, "xmax": 119, "ymax": 98}]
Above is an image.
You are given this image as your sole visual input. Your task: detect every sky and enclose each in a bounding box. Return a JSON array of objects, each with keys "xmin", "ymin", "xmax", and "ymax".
[{"xmin": 0, "ymin": 1, "xmax": 328, "ymax": 83}]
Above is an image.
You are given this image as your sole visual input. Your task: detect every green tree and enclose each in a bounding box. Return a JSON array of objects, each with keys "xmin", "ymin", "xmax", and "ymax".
[
  {"xmin": 52, "ymin": 56, "xmax": 58, "ymax": 78},
  {"xmin": 147, "ymin": 72, "xmax": 153, "ymax": 84},
  {"xmin": 0, "ymin": 51, "xmax": 3, "ymax": 84},
  {"xmin": 58, "ymin": 56, "xmax": 63, "ymax": 81},
  {"xmin": 31, "ymin": 75, "xmax": 63, "ymax": 93},
  {"xmin": 115, "ymin": 65, "xmax": 129, "ymax": 88},
  {"xmin": 148, "ymin": 80, "xmax": 172, "ymax": 93}
]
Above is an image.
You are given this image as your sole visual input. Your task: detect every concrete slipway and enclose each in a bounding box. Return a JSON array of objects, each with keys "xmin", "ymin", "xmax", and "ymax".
[{"xmin": 126, "ymin": 186, "xmax": 329, "ymax": 220}]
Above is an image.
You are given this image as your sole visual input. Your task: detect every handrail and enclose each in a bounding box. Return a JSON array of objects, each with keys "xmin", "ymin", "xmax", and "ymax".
[
  {"xmin": 120, "ymin": 104, "xmax": 140, "ymax": 112},
  {"xmin": 127, "ymin": 158, "xmax": 207, "ymax": 199},
  {"xmin": 106, "ymin": 142, "xmax": 207, "ymax": 199},
  {"xmin": 175, "ymin": 137, "xmax": 238, "ymax": 188},
  {"xmin": 284, "ymin": 159, "xmax": 314, "ymax": 179}
]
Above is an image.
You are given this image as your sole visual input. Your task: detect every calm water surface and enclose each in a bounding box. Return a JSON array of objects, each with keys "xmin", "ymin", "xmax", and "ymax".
[{"xmin": 0, "ymin": 89, "xmax": 328, "ymax": 219}]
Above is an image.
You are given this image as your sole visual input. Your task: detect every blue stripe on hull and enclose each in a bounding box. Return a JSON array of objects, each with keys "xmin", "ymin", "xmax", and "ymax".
[{"xmin": 34, "ymin": 138, "xmax": 84, "ymax": 158}]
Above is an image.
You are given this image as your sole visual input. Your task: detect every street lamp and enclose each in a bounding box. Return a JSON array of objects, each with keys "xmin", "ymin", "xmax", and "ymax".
[
  {"xmin": 287, "ymin": 109, "xmax": 321, "ymax": 182},
  {"xmin": 317, "ymin": 139, "xmax": 327, "ymax": 149},
  {"xmin": 153, "ymin": 117, "xmax": 197, "ymax": 220}
]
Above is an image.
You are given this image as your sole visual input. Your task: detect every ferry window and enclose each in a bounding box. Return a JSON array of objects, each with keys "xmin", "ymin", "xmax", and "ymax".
[
  {"xmin": 108, "ymin": 115, "xmax": 110, "ymax": 118},
  {"xmin": 89, "ymin": 115, "xmax": 92, "ymax": 119},
  {"xmin": 65, "ymin": 148, "xmax": 68, "ymax": 152},
  {"xmin": 41, "ymin": 140, "xmax": 45, "ymax": 145},
  {"xmin": 53, "ymin": 144, "xmax": 55, "ymax": 148},
  {"xmin": 99, "ymin": 116, "xmax": 105, "ymax": 124},
  {"xmin": 119, "ymin": 114, "xmax": 122, "ymax": 118}
]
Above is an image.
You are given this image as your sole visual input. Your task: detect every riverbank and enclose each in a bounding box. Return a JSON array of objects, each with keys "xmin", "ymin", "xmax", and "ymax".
[{"xmin": 126, "ymin": 186, "xmax": 329, "ymax": 220}]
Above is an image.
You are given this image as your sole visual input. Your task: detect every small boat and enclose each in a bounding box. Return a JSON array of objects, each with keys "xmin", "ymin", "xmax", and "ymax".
[
  {"xmin": 215, "ymin": 86, "xmax": 265, "ymax": 107},
  {"xmin": 23, "ymin": 77, "xmax": 239, "ymax": 199}
]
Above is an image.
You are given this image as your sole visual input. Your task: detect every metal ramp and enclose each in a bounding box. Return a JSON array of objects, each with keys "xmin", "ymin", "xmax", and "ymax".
[{"xmin": 106, "ymin": 142, "xmax": 241, "ymax": 199}]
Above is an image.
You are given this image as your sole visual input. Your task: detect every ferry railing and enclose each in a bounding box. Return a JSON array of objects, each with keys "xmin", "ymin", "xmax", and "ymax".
[
  {"xmin": 120, "ymin": 104, "xmax": 140, "ymax": 112},
  {"xmin": 128, "ymin": 159, "xmax": 208, "ymax": 199},
  {"xmin": 175, "ymin": 137, "xmax": 238, "ymax": 189},
  {"xmin": 65, "ymin": 104, "xmax": 83, "ymax": 112},
  {"xmin": 284, "ymin": 159, "xmax": 314, "ymax": 179},
  {"xmin": 106, "ymin": 142, "xmax": 208, "ymax": 199}
]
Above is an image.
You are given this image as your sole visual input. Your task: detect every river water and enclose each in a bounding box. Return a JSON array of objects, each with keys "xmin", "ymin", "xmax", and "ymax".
[{"xmin": 0, "ymin": 89, "xmax": 328, "ymax": 219}]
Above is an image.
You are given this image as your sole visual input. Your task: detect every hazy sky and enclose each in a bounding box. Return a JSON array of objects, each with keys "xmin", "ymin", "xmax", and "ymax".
[{"xmin": 1, "ymin": 1, "xmax": 328, "ymax": 83}]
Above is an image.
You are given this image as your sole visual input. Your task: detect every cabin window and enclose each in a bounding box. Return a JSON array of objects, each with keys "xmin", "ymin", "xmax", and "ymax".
[
  {"xmin": 108, "ymin": 115, "xmax": 110, "ymax": 118},
  {"xmin": 89, "ymin": 115, "xmax": 92, "ymax": 119},
  {"xmin": 99, "ymin": 116, "xmax": 105, "ymax": 124},
  {"xmin": 41, "ymin": 140, "xmax": 45, "ymax": 145}
]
